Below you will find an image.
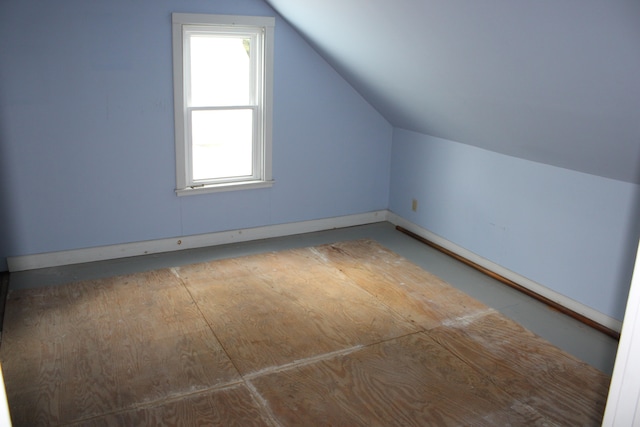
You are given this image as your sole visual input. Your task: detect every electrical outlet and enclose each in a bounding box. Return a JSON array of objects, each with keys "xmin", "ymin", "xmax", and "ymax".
[{"xmin": 412, "ymin": 199, "xmax": 418, "ymax": 212}]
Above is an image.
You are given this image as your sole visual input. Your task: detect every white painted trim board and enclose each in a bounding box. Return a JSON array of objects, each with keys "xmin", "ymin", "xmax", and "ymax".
[
  {"xmin": 388, "ymin": 212, "xmax": 623, "ymax": 333},
  {"xmin": 603, "ymin": 240, "xmax": 640, "ymax": 425},
  {"xmin": 7, "ymin": 211, "xmax": 388, "ymax": 272}
]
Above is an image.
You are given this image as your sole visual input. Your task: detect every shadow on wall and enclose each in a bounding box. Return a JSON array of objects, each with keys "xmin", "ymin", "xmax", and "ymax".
[{"xmin": 0, "ymin": 107, "xmax": 16, "ymax": 272}]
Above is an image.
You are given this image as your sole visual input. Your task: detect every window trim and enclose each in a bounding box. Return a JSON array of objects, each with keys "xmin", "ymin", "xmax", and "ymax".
[{"xmin": 172, "ymin": 13, "xmax": 275, "ymax": 196}]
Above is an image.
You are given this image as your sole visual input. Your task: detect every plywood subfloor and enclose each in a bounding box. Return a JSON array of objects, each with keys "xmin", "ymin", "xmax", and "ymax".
[{"xmin": 0, "ymin": 240, "xmax": 610, "ymax": 426}]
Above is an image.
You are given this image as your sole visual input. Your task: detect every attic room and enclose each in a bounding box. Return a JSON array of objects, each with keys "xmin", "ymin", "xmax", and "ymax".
[{"xmin": 0, "ymin": 0, "xmax": 639, "ymax": 425}]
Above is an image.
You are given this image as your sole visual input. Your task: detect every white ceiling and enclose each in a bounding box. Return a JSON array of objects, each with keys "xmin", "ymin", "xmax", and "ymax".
[{"xmin": 265, "ymin": 0, "xmax": 640, "ymax": 184}]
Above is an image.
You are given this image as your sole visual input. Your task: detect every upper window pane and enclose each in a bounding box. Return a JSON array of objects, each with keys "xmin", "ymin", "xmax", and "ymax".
[{"xmin": 188, "ymin": 34, "xmax": 251, "ymax": 107}]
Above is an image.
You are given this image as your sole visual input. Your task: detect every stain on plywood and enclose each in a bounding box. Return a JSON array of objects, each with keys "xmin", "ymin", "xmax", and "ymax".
[
  {"xmin": 316, "ymin": 240, "xmax": 490, "ymax": 329},
  {"xmin": 174, "ymin": 248, "xmax": 419, "ymax": 375},
  {"xmin": 428, "ymin": 311, "xmax": 610, "ymax": 426}
]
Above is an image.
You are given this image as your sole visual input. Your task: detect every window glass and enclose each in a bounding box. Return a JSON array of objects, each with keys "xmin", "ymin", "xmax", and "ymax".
[
  {"xmin": 191, "ymin": 108, "xmax": 254, "ymax": 180},
  {"xmin": 189, "ymin": 35, "xmax": 251, "ymax": 107}
]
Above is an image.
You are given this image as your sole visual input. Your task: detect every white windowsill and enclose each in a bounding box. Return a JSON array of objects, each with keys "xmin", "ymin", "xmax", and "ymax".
[{"xmin": 175, "ymin": 180, "xmax": 274, "ymax": 196}]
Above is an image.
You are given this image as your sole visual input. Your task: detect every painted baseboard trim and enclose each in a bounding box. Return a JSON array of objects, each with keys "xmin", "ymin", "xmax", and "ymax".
[
  {"xmin": 387, "ymin": 212, "xmax": 623, "ymax": 333},
  {"xmin": 8, "ymin": 209, "xmax": 621, "ymax": 333},
  {"xmin": 7, "ymin": 210, "xmax": 389, "ymax": 272}
]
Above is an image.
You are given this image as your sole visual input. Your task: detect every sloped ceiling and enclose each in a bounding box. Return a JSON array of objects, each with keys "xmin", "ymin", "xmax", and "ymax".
[{"xmin": 265, "ymin": 0, "xmax": 640, "ymax": 184}]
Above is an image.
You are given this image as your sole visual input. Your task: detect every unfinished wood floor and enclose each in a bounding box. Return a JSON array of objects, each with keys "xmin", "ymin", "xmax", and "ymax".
[{"xmin": 0, "ymin": 240, "xmax": 611, "ymax": 426}]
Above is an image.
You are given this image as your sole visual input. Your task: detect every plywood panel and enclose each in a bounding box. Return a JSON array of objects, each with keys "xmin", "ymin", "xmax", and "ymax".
[
  {"xmin": 250, "ymin": 332, "xmax": 552, "ymax": 426},
  {"xmin": 175, "ymin": 247, "xmax": 419, "ymax": 376},
  {"xmin": 0, "ymin": 269, "xmax": 240, "ymax": 426},
  {"xmin": 428, "ymin": 311, "xmax": 610, "ymax": 426},
  {"xmin": 316, "ymin": 240, "xmax": 490, "ymax": 329}
]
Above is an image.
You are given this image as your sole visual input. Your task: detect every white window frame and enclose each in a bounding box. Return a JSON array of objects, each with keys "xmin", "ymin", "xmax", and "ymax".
[{"xmin": 172, "ymin": 13, "xmax": 275, "ymax": 195}]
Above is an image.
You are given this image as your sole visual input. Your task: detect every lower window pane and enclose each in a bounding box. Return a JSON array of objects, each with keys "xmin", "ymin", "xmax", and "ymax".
[{"xmin": 191, "ymin": 109, "xmax": 253, "ymax": 181}]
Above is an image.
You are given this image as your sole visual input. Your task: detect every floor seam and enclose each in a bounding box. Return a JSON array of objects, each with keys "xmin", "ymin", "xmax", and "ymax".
[
  {"xmin": 170, "ymin": 267, "xmax": 246, "ymax": 379},
  {"xmin": 238, "ymin": 330, "xmax": 428, "ymax": 427},
  {"xmin": 60, "ymin": 380, "xmax": 247, "ymax": 426},
  {"xmin": 245, "ymin": 380, "xmax": 285, "ymax": 427},
  {"xmin": 420, "ymin": 315, "xmax": 555, "ymax": 425},
  {"xmin": 316, "ymin": 247, "xmax": 429, "ymax": 335},
  {"xmin": 242, "ymin": 329, "xmax": 427, "ymax": 382},
  {"xmin": 242, "ymin": 344, "xmax": 366, "ymax": 381}
]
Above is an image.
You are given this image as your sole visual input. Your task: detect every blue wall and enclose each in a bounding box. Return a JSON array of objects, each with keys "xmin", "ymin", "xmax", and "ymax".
[
  {"xmin": 390, "ymin": 128, "xmax": 640, "ymax": 321},
  {"xmin": 0, "ymin": 0, "xmax": 392, "ymax": 267},
  {"xmin": 1, "ymin": 0, "xmax": 638, "ymax": 324}
]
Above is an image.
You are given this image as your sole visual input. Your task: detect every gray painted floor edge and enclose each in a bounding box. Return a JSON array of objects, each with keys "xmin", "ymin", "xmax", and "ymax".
[{"xmin": 6, "ymin": 221, "xmax": 619, "ymax": 375}]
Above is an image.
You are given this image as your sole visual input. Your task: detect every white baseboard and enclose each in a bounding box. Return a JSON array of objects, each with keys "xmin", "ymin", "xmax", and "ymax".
[
  {"xmin": 7, "ymin": 210, "xmax": 388, "ymax": 272},
  {"xmin": 387, "ymin": 212, "xmax": 623, "ymax": 333},
  {"xmin": 7, "ymin": 209, "xmax": 621, "ymax": 333}
]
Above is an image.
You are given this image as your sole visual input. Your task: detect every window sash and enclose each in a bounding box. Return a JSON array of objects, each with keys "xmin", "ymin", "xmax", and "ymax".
[
  {"xmin": 183, "ymin": 28, "xmax": 261, "ymax": 108},
  {"xmin": 172, "ymin": 13, "xmax": 274, "ymax": 194},
  {"xmin": 187, "ymin": 106, "xmax": 259, "ymax": 185}
]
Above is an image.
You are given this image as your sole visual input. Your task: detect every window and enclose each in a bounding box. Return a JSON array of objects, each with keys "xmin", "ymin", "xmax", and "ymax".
[{"xmin": 172, "ymin": 13, "xmax": 275, "ymax": 195}]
